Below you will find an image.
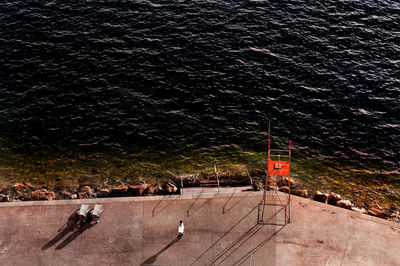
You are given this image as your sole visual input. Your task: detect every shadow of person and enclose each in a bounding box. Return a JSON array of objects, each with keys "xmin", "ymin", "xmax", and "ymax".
[
  {"xmin": 42, "ymin": 210, "xmax": 78, "ymax": 250},
  {"xmin": 141, "ymin": 235, "xmax": 182, "ymax": 265},
  {"xmin": 55, "ymin": 218, "xmax": 96, "ymax": 250}
]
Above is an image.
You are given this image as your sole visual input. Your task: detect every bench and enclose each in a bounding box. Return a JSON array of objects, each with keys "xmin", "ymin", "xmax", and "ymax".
[
  {"xmin": 76, "ymin": 204, "xmax": 90, "ymax": 223},
  {"xmin": 89, "ymin": 204, "xmax": 103, "ymax": 224}
]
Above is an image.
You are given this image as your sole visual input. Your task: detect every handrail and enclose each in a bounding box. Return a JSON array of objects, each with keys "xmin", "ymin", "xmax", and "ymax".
[{"xmin": 214, "ymin": 164, "xmax": 220, "ymax": 194}]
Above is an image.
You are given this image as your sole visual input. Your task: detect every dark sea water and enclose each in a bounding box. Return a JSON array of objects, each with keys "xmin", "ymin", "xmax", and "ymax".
[{"xmin": 0, "ymin": 0, "xmax": 399, "ymax": 171}]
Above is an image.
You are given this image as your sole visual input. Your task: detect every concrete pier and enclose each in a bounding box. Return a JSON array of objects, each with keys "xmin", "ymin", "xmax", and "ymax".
[{"xmin": 1, "ymin": 187, "xmax": 399, "ymax": 265}]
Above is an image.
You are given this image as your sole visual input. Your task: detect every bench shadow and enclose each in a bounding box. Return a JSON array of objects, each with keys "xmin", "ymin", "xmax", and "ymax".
[
  {"xmin": 55, "ymin": 219, "xmax": 96, "ymax": 250},
  {"xmin": 141, "ymin": 235, "xmax": 182, "ymax": 265},
  {"xmin": 41, "ymin": 210, "xmax": 78, "ymax": 250},
  {"xmin": 42, "ymin": 209, "xmax": 98, "ymax": 251}
]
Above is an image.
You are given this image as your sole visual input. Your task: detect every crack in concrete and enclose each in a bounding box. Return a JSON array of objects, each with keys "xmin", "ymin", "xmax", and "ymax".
[{"xmin": 339, "ymin": 218, "xmax": 357, "ymax": 266}]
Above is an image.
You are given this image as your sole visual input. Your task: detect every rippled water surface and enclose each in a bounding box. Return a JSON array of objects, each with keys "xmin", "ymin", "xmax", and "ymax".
[{"xmin": 1, "ymin": 0, "xmax": 399, "ymax": 172}]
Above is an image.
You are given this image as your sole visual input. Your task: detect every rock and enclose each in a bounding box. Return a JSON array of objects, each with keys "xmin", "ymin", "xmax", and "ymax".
[
  {"xmin": 78, "ymin": 185, "xmax": 94, "ymax": 198},
  {"xmin": 163, "ymin": 182, "xmax": 177, "ymax": 194},
  {"xmin": 365, "ymin": 201, "xmax": 390, "ymax": 219},
  {"xmin": 97, "ymin": 188, "xmax": 111, "ymax": 197},
  {"xmin": 368, "ymin": 207, "xmax": 388, "ymax": 219},
  {"xmin": 352, "ymin": 207, "xmax": 367, "ymax": 214},
  {"xmin": 163, "ymin": 183, "xmax": 173, "ymax": 193},
  {"xmin": 14, "ymin": 191, "xmax": 27, "ymax": 200},
  {"xmin": 252, "ymin": 181, "xmax": 264, "ymax": 191},
  {"xmin": 169, "ymin": 182, "xmax": 178, "ymax": 193},
  {"xmin": 12, "ymin": 183, "xmax": 26, "ymax": 192},
  {"xmin": 129, "ymin": 184, "xmax": 148, "ymax": 196},
  {"xmin": 292, "ymin": 189, "xmax": 309, "ymax": 198},
  {"xmin": 276, "ymin": 177, "xmax": 297, "ymax": 187},
  {"xmin": 145, "ymin": 184, "xmax": 155, "ymax": 195},
  {"xmin": 366, "ymin": 200, "xmax": 382, "ymax": 210},
  {"xmin": 12, "ymin": 183, "xmax": 31, "ymax": 200},
  {"xmin": 328, "ymin": 192, "xmax": 342, "ymax": 205},
  {"xmin": 31, "ymin": 189, "xmax": 56, "ymax": 201},
  {"xmin": 112, "ymin": 185, "xmax": 129, "ymax": 194},
  {"xmin": 154, "ymin": 184, "xmax": 163, "ymax": 194},
  {"xmin": 80, "ymin": 185, "xmax": 93, "ymax": 193},
  {"xmin": 71, "ymin": 194, "xmax": 78, "ymax": 199},
  {"xmin": 23, "ymin": 182, "xmax": 36, "ymax": 190},
  {"xmin": 389, "ymin": 211, "xmax": 400, "ymax": 222},
  {"xmin": 0, "ymin": 194, "xmax": 10, "ymax": 202},
  {"xmin": 278, "ymin": 186, "xmax": 290, "ymax": 193},
  {"xmin": 336, "ymin": 199, "xmax": 352, "ymax": 210},
  {"xmin": 60, "ymin": 190, "xmax": 72, "ymax": 199},
  {"xmin": 314, "ymin": 191, "xmax": 328, "ymax": 203},
  {"xmin": 78, "ymin": 192, "xmax": 88, "ymax": 199}
]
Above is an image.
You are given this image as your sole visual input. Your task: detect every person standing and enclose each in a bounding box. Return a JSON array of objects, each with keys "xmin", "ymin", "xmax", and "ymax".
[{"xmin": 178, "ymin": 220, "xmax": 184, "ymax": 238}]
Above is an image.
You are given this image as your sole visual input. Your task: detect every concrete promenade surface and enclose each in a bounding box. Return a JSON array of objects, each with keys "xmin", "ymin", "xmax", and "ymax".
[{"xmin": 1, "ymin": 187, "xmax": 400, "ymax": 266}]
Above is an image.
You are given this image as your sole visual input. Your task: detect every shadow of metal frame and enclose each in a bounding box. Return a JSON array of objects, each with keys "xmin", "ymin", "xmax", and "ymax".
[{"xmin": 257, "ymin": 194, "xmax": 290, "ymax": 225}]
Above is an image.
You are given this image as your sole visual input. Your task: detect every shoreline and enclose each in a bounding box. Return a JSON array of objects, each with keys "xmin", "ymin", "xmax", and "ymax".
[
  {"xmin": 1, "ymin": 148, "xmax": 399, "ymax": 223},
  {"xmin": 1, "ymin": 171, "xmax": 399, "ymax": 224}
]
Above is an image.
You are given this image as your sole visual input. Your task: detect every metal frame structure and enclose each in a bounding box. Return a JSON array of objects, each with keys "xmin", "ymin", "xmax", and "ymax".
[{"xmin": 259, "ymin": 122, "xmax": 292, "ymax": 225}]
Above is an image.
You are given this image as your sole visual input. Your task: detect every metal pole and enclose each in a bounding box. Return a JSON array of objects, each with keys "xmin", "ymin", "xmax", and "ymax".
[
  {"xmin": 214, "ymin": 164, "xmax": 220, "ymax": 194},
  {"xmin": 180, "ymin": 175, "xmax": 183, "ymax": 195},
  {"xmin": 261, "ymin": 121, "xmax": 271, "ymax": 221},
  {"xmin": 288, "ymin": 140, "xmax": 292, "ymax": 223},
  {"xmin": 285, "ymin": 204, "xmax": 287, "ymax": 224},
  {"xmin": 246, "ymin": 169, "xmax": 253, "ymax": 186}
]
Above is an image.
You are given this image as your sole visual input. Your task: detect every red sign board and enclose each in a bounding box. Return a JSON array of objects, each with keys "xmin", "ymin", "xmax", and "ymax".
[{"xmin": 268, "ymin": 160, "xmax": 290, "ymax": 176}]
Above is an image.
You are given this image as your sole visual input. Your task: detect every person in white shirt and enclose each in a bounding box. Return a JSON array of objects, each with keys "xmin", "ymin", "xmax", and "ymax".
[{"xmin": 178, "ymin": 220, "xmax": 184, "ymax": 238}]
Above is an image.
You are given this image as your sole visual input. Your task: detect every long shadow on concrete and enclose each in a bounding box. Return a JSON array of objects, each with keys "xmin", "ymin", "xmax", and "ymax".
[
  {"xmin": 191, "ymin": 201, "xmax": 287, "ymax": 266},
  {"xmin": 187, "ymin": 191, "xmax": 213, "ymax": 217},
  {"xmin": 206, "ymin": 211, "xmax": 286, "ymax": 266},
  {"xmin": 206, "ymin": 223, "xmax": 265, "ymax": 265},
  {"xmin": 152, "ymin": 195, "xmax": 181, "ymax": 217},
  {"xmin": 42, "ymin": 210, "xmax": 97, "ymax": 251},
  {"xmin": 142, "ymin": 235, "xmax": 182, "ymax": 265},
  {"xmin": 209, "ymin": 221, "xmax": 287, "ymax": 266},
  {"xmin": 222, "ymin": 191, "xmax": 251, "ymax": 214},
  {"xmin": 232, "ymin": 225, "xmax": 286, "ymax": 266},
  {"xmin": 55, "ymin": 219, "xmax": 95, "ymax": 250},
  {"xmin": 189, "ymin": 204, "xmax": 259, "ymax": 266},
  {"xmin": 41, "ymin": 210, "xmax": 78, "ymax": 250}
]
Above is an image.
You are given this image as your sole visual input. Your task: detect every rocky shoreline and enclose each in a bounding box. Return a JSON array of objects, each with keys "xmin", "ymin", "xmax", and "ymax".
[
  {"xmin": 1, "ymin": 171, "xmax": 399, "ymax": 223},
  {"xmin": 266, "ymin": 177, "xmax": 400, "ymax": 222}
]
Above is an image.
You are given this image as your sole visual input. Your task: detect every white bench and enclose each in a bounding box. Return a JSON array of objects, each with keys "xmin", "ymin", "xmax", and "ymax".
[
  {"xmin": 76, "ymin": 204, "xmax": 90, "ymax": 223},
  {"xmin": 89, "ymin": 204, "xmax": 103, "ymax": 224}
]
